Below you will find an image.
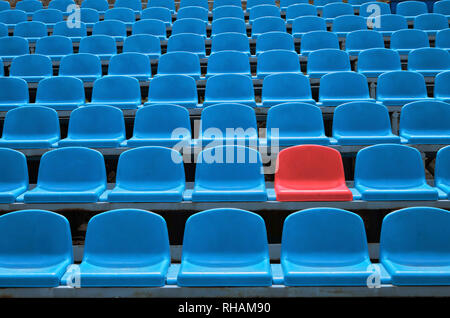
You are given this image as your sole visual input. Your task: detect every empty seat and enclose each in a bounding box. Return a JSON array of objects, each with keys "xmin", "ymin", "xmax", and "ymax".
[
  {"xmin": 213, "ymin": 0, "xmax": 242, "ymax": 9},
  {"xmin": 13, "ymin": 21, "xmax": 47, "ymax": 42},
  {"xmin": 59, "ymin": 53, "xmax": 102, "ymax": 82},
  {"xmin": 0, "ymin": 10, "xmax": 27, "ymax": 29},
  {"xmin": 108, "ymin": 52, "xmax": 151, "ymax": 81},
  {"xmin": 359, "ymin": 1, "xmax": 391, "ymax": 17},
  {"xmin": 300, "ymin": 30, "xmax": 340, "ymax": 56},
  {"xmin": 262, "ymin": 73, "xmax": 315, "ymax": 107},
  {"xmin": 323, "ymin": 2, "xmax": 354, "ymax": 22},
  {"xmin": 357, "ymin": 48, "xmax": 402, "ymax": 78},
  {"xmin": 141, "ymin": 7, "xmax": 172, "ymax": 26},
  {"xmin": 114, "ymin": 0, "xmax": 142, "ymax": 12},
  {"xmin": 292, "ymin": 16, "xmax": 327, "ymax": 39},
  {"xmin": 157, "ymin": 52, "xmax": 201, "ymax": 79},
  {"xmin": 207, "ymin": 51, "xmax": 251, "ymax": 78},
  {"xmin": 123, "ymin": 34, "xmax": 161, "ymax": 59},
  {"xmin": 372, "ymin": 14, "xmax": 408, "ymax": 37},
  {"xmin": 0, "ymin": 149, "xmax": 28, "ymax": 203},
  {"xmin": 275, "ymin": 145, "xmax": 353, "ymax": 201},
  {"xmin": 345, "ymin": 30, "xmax": 384, "ymax": 56},
  {"xmin": 282, "ymin": 208, "xmax": 372, "ymax": 286},
  {"xmin": 397, "ymin": 0, "xmax": 428, "ymax": 21},
  {"xmin": 399, "ymin": 100, "xmax": 450, "ymax": 144},
  {"xmin": 92, "ymin": 20, "xmax": 127, "ymax": 40},
  {"xmin": 10, "ymin": 54, "xmax": 52, "ymax": 83},
  {"xmin": 178, "ymin": 6, "xmax": 208, "ymax": 22},
  {"xmin": 177, "ymin": 208, "xmax": 271, "ymax": 286},
  {"xmin": 257, "ymin": 49, "xmax": 301, "ymax": 78},
  {"xmin": 0, "ymin": 21, "xmax": 5, "ymax": 36},
  {"xmin": 79, "ymin": 35, "xmax": 117, "ymax": 60},
  {"xmin": 249, "ymin": 4, "xmax": 281, "ymax": 23},
  {"xmin": 132, "ymin": 19, "xmax": 167, "ymax": 40},
  {"xmin": 251, "ymin": 16, "xmax": 286, "ymax": 39},
  {"xmin": 377, "ymin": 71, "xmax": 430, "ymax": 106},
  {"xmin": 286, "ymin": 4, "xmax": 317, "ymax": 24},
  {"xmin": 17, "ymin": 0, "xmax": 42, "ymax": 17},
  {"xmin": 48, "ymin": 0, "xmax": 76, "ymax": 13},
  {"xmin": 104, "ymin": 7, "xmax": 135, "ymax": 26},
  {"xmin": 247, "ymin": 0, "xmax": 276, "ymax": 11},
  {"xmin": 319, "ymin": 71, "xmax": 373, "ymax": 106},
  {"xmin": 203, "ymin": 74, "xmax": 256, "ymax": 107},
  {"xmin": 0, "ymin": 210, "xmax": 72, "ymax": 287},
  {"xmin": 0, "ymin": 77, "xmax": 29, "ymax": 111},
  {"xmin": 146, "ymin": 0, "xmax": 175, "ymax": 13},
  {"xmin": 179, "ymin": 0, "xmax": 208, "ymax": 10},
  {"xmin": 407, "ymin": 48, "xmax": 450, "ymax": 77},
  {"xmin": 32, "ymin": 9, "xmax": 63, "ymax": 27},
  {"xmin": 0, "ymin": 106, "xmax": 60, "ymax": 149},
  {"xmin": 380, "ymin": 207, "xmax": 450, "ymax": 285},
  {"xmin": 167, "ymin": 33, "xmax": 206, "ymax": 58},
  {"xmin": 434, "ymin": 0, "xmax": 450, "ymax": 17},
  {"xmin": 35, "ymin": 35, "xmax": 73, "ymax": 61},
  {"xmin": 80, "ymin": 8, "xmax": 100, "ymax": 28},
  {"xmin": 266, "ymin": 102, "xmax": 329, "ymax": 146},
  {"xmin": 414, "ymin": 13, "xmax": 448, "ymax": 36},
  {"xmin": 81, "ymin": 0, "xmax": 109, "ymax": 13},
  {"xmin": 89, "ymin": 76, "xmax": 141, "ymax": 109},
  {"xmin": 192, "ymin": 145, "xmax": 267, "ymax": 202},
  {"xmin": 53, "ymin": 21, "xmax": 87, "ymax": 42},
  {"xmin": 212, "ymin": 5, "xmax": 245, "ymax": 20},
  {"xmin": 146, "ymin": 74, "xmax": 198, "ymax": 108},
  {"xmin": 127, "ymin": 104, "xmax": 191, "ymax": 147},
  {"xmin": 436, "ymin": 146, "xmax": 450, "ymax": 197},
  {"xmin": 34, "ymin": 76, "xmax": 85, "ymax": 110},
  {"xmin": 211, "ymin": 17, "xmax": 246, "ymax": 36},
  {"xmin": 307, "ymin": 48, "xmax": 351, "ymax": 78},
  {"xmin": 314, "ymin": 0, "xmax": 341, "ymax": 8},
  {"xmin": 210, "ymin": 32, "xmax": 250, "ymax": 55},
  {"xmin": 390, "ymin": 29, "xmax": 430, "ymax": 55},
  {"xmin": 0, "ymin": 36, "xmax": 29, "ymax": 61},
  {"xmin": 256, "ymin": 32, "xmax": 295, "ymax": 56},
  {"xmin": 333, "ymin": 102, "xmax": 400, "ymax": 145},
  {"xmin": 0, "ymin": 0, "xmax": 8, "ymax": 12},
  {"xmin": 172, "ymin": 18, "xmax": 206, "ymax": 38},
  {"xmin": 436, "ymin": 28, "xmax": 450, "ymax": 52},
  {"xmin": 332, "ymin": 15, "xmax": 367, "ymax": 37},
  {"xmin": 24, "ymin": 147, "xmax": 107, "ymax": 203},
  {"xmin": 355, "ymin": 144, "xmax": 438, "ymax": 200},
  {"xmin": 435, "ymin": 70, "xmax": 450, "ymax": 103}
]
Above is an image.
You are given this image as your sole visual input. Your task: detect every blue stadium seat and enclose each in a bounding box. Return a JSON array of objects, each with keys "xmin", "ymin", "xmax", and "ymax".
[
  {"xmin": 89, "ymin": 76, "xmax": 142, "ymax": 109},
  {"xmin": 390, "ymin": 29, "xmax": 430, "ymax": 55},
  {"xmin": 35, "ymin": 35, "xmax": 73, "ymax": 61},
  {"xmin": 48, "ymin": 0, "xmax": 76, "ymax": 13},
  {"xmin": 266, "ymin": 102, "xmax": 329, "ymax": 146},
  {"xmin": 380, "ymin": 207, "xmax": 450, "ymax": 285},
  {"xmin": 357, "ymin": 48, "xmax": 402, "ymax": 78},
  {"xmin": 359, "ymin": 1, "xmax": 391, "ymax": 17},
  {"xmin": 286, "ymin": 4, "xmax": 317, "ymax": 24},
  {"xmin": 211, "ymin": 32, "xmax": 250, "ymax": 55},
  {"xmin": 23, "ymin": 147, "xmax": 107, "ymax": 203},
  {"xmin": 436, "ymin": 146, "xmax": 450, "ymax": 197},
  {"xmin": 145, "ymin": 74, "xmax": 198, "ymax": 108},
  {"xmin": 436, "ymin": 28, "xmax": 450, "ymax": 52},
  {"xmin": 206, "ymin": 51, "xmax": 251, "ymax": 78},
  {"xmin": 13, "ymin": 21, "xmax": 47, "ymax": 43},
  {"xmin": 59, "ymin": 105, "xmax": 125, "ymax": 148},
  {"xmin": 0, "ymin": 36, "xmax": 29, "ymax": 61},
  {"xmin": 127, "ymin": 104, "xmax": 191, "ymax": 147},
  {"xmin": 92, "ymin": 20, "xmax": 127, "ymax": 41},
  {"xmin": 81, "ymin": 0, "xmax": 109, "ymax": 14},
  {"xmin": 247, "ymin": 0, "xmax": 276, "ymax": 11},
  {"xmin": 251, "ymin": 16, "xmax": 286, "ymax": 39},
  {"xmin": 377, "ymin": 71, "xmax": 430, "ymax": 106},
  {"xmin": 319, "ymin": 71, "xmax": 373, "ymax": 106},
  {"xmin": 293, "ymin": 16, "xmax": 327, "ymax": 39},
  {"xmin": 108, "ymin": 52, "xmax": 151, "ymax": 81},
  {"xmin": 212, "ymin": 5, "xmax": 245, "ymax": 20},
  {"xmin": 435, "ymin": 70, "xmax": 450, "ymax": 103},
  {"xmin": 213, "ymin": 0, "xmax": 242, "ymax": 9},
  {"xmin": 79, "ymin": 35, "xmax": 117, "ymax": 60},
  {"xmin": 0, "ymin": 0, "xmax": 8, "ymax": 12},
  {"xmin": 348, "ymin": 0, "xmax": 377, "ymax": 9},
  {"xmin": 399, "ymin": 100, "xmax": 450, "ymax": 144},
  {"xmin": 249, "ymin": 4, "xmax": 281, "ymax": 24},
  {"xmin": 332, "ymin": 15, "xmax": 367, "ymax": 37},
  {"xmin": 0, "ymin": 210, "xmax": 72, "ymax": 287},
  {"xmin": 314, "ymin": 0, "xmax": 341, "ymax": 9},
  {"xmin": 333, "ymin": 102, "xmax": 400, "ymax": 145},
  {"xmin": 323, "ymin": 2, "xmax": 354, "ymax": 22},
  {"xmin": 172, "ymin": 18, "xmax": 206, "ymax": 38},
  {"xmin": 114, "ymin": 0, "xmax": 142, "ymax": 13},
  {"xmin": 10, "ymin": 54, "xmax": 52, "ymax": 83},
  {"xmin": 0, "ymin": 106, "xmax": 60, "ymax": 149},
  {"xmin": 0, "ymin": 21, "xmax": 5, "ymax": 36},
  {"xmin": 146, "ymin": 0, "xmax": 175, "ymax": 13},
  {"xmin": 414, "ymin": 13, "xmax": 448, "ymax": 36},
  {"xmin": 434, "ymin": 0, "xmax": 450, "ymax": 18},
  {"xmin": 0, "ymin": 149, "xmax": 28, "ymax": 203},
  {"xmin": 104, "ymin": 7, "xmax": 135, "ymax": 26},
  {"xmin": 179, "ymin": 0, "xmax": 208, "ymax": 10},
  {"xmin": 0, "ymin": 10, "xmax": 27, "ymax": 29},
  {"xmin": 282, "ymin": 208, "xmax": 372, "ymax": 286},
  {"xmin": 262, "ymin": 73, "xmax": 315, "ymax": 107},
  {"xmin": 345, "ymin": 30, "xmax": 384, "ymax": 56},
  {"xmin": 0, "ymin": 77, "xmax": 29, "ymax": 111},
  {"xmin": 211, "ymin": 17, "xmax": 246, "ymax": 36},
  {"xmin": 16, "ymin": 0, "xmax": 42, "ymax": 16},
  {"xmin": 307, "ymin": 48, "xmax": 351, "ymax": 78},
  {"xmin": 408, "ymin": 48, "xmax": 450, "ymax": 77},
  {"xmin": 157, "ymin": 52, "xmax": 201, "ymax": 79},
  {"xmin": 300, "ymin": 30, "xmax": 340, "ymax": 56},
  {"xmin": 132, "ymin": 19, "xmax": 167, "ymax": 40},
  {"xmin": 80, "ymin": 8, "xmax": 100, "ymax": 28},
  {"xmin": 203, "ymin": 74, "xmax": 256, "ymax": 107},
  {"xmin": 354, "ymin": 144, "xmax": 438, "ymax": 200},
  {"xmin": 396, "ymin": 0, "xmax": 428, "ymax": 21},
  {"xmin": 32, "ymin": 9, "xmax": 63, "ymax": 27},
  {"xmin": 198, "ymin": 103, "xmax": 258, "ymax": 146},
  {"xmin": 52, "ymin": 21, "xmax": 87, "ymax": 42},
  {"xmin": 177, "ymin": 208, "xmax": 271, "ymax": 286},
  {"xmin": 178, "ymin": 6, "xmax": 209, "ymax": 22},
  {"xmin": 257, "ymin": 49, "xmax": 301, "ymax": 78},
  {"xmin": 71, "ymin": 209, "xmax": 170, "ymax": 286},
  {"xmin": 372, "ymin": 14, "xmax": 408, "ymax": 37},
  {"xmin": 167, "ymin": 33, "xmax": 206, "ymax": 58},
  {"xmin": 256, "ymin": 31, "xmax": 295, "ymax": 56},
  {"xmin": 123, "ymin": 34, "xmax": 161, "ymax": 59},
  {"xmin": 280, "ymin": 0, "xmax": 309, "ymax": 11},
  {"xmin": 141, "ymin": 7, "xmax": 172, "ymax": 26},
  {"xmin": 59, "ymin": 53, "xmax": 102, "ymax": 82},
  {"xmin": 34, "ymin": 76, "xmax": 85, "ymax": 110}
]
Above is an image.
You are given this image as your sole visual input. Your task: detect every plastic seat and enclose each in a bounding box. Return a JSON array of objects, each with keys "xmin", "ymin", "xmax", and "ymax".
[
  {"xmin": 16, "ymin": 0, "xmax": 43, "ymax": 17},
  {"xmin": 390, "ymin": 29, "xmax": 430, "ymax": 55},
  {"xmin": 89, "ymin": 76, "xmax": 141, "ymax": 109},
  {"xmin": 435, "ymin": 71, "xmax": 450, "ymax": 103},
  {"xmin": 256, "ymin": 31, "xmax": 295, "ymax": 56},
  {"xmin": 397, "ymin": 0, "xmax": 428, "ymax": 21},
  {"xmin": 203, "ymin": 74, "xmax": 256, "ymax": 107},
  {"xmin": 80, "ymin": 8, "xmax": 100, "ymax": 28},
  {"xmin": 281, "ymin": 0, "xmax": 309, "ymax": 11},
  {"xmin": 34, "ymin": 76, "xmax": 85, "ymax": 111},
  {"xmin": 436, "ymin": 29, "xmax": 450, "ymax": 52},
  {"xmin": 0, "ymin": 21, "xmax": 5, "ymax": 36},
  {"xmin": 380, "ymin": 207, "xmax": 450, "ymax": 285},
  {"xmin": 399, "ymin": 100, "xmax": 450, "ymax": 144},
  {"xmin": 10, "ymin": 54, "xmax": 52, "ymax": 83},
  {"xmin": 145, "ymin": 74, "xmax": 198, "ymax": 108},
  {"xmin": 407, "ymin": 48, "xmax": 450, "ymax": 77},
  {"xmin": 114, "ymin": 0, "xmax": 142, "ymax": 13},
  {"xmin": 211, "ymin": 32, "xmax": 250, "ymax": 55},
  {"xmin": 251, "ymin": 16, "xmax": 286, "ymax": 39},
  {"xmin": 0, "ymin": 0, "xmax": 8, "ymax": 12},
  {"xmin": 286, "ymin": 4, "xmax": 317, "ymax": 24},
  {"xmin": 0, "ymin": 36, "xmax": 29, "ymax": 62},
  {"xmin": 48, "ymin": 0, "xmax": 76, "ymax": 13},
  {"xmin": 13, "ymin": 21, "xmax": 47, "ymax": 43},
  {"xmin": 192, "ymin": 146, "xmax": 267, "ymax": 202},
  {"xmin": 0, "ymin": 77, "xmax": 29, "ymax": 111},
  {"xmin": 24, "ymin": 147, "xmax": 107, "ymax": 203},
  {"xmin": 436, "ymin": 146, "xmax": 450, "ymax": 197},
  {"xmin": 141, "ymin": 7, "xmax": 172, "ymax": 26},
  {"xmin": 332, "ymin": 15, "xmax": 367, "ymax": 37},
  {"xmin": 178, "ymin": 6, "xmax": 208, "ymax": 22},
  {"xmin": 177, "ymin": 208, "xmax": 271, "ymax": 286},
  {"xmin": 257, "ymin": 49, "xmax": 300, "ymax": 78},
  {"xmin": 108, "ymin": 52, "xmax": 151, "ymax": 81},
  {"xmin": 146, "ymin": 0, "xmax": 175, "ymax": 13},
  {"xmin": 0, "ymin": 10, "xmax": 27, "ymax": 29},
  {"xmin": 123, "ymin": 34, "xmax": 161, "ymax": 59},
  {"xmin": 167, "ymin": 33, "xmax": 206, "ymax": 58},
  {"xmin": 156, "ymin": 52, "xmax": 201, "ymax": 79},
  {"xmin": 81, "ymin": 0, "xmax": 109, "ymax": 14},
  {"xmin": 292, "ymin": 16, "xmax": 327, "ymax": 39},
  {"xmin": 266, "ymin": 102, "xmax": 329, "ymax": 146},
  {"xmin": 35, "ymin": 35, "xmax": 73, "ymax": 61},
  {"xmin": 319, "ymin": 71, "xmax": 373, "ymax": 106},
  {"xmin": 69, "ymin": 209, "xmax": 170, "ymax": 286},
  {"xmin": 206, "ymin": 51, "xmax": 251, "ymax": 78},
  {"xmin": 372, "ymin": 14, "xmax": 408, "ymax": 37},
  {"xmin": 262, "ymin": 73, "xmax": 315, "ymax": 107},
  {"xmin": 0, "ymin": 149, "xmax": 28, "ymax": 203},
  {"xmin": 53, "ymin": 21, "xmax": 87, "ymax": 42},
  {"xmin": 249, "ymin": 4, "xmax": 281, "ymax": 24},
  {"xmin": 307, "ymin": 48, "xmax": 351, "ymax": 78},
  {"xmin": 282, "ymin": 208, "xmax": 372, "ymax": 286},
  {"xmin": 212, "ymin": 5, "xmax": 245, "ymax": 20},
  {"xmin": 104, "ymin": 7, "xmax": 135, "ymax": 26},
  {"xmin": 59, "ymin": 53, "xmax": 102, "ymax": 82},
  {"xmin": 127, "ymin": 104, "xmax": 191, "ymax": 147},
  {"xmin": 323, "ymin": 3, "xmax": 354, "ymax": 22},
  {"xmin": 357, "ymin": 48, "xmax": 401, "ymax": 78},
  {"xmin": 275, "ymin": 145, "xmax": 353, "ymax": 201},
  {"xmin": 314, "ymin": 0, "xmax": 341, "ymax": 9},
  {"xmin": 213, "ymin": 0, "xmax": 242, "ymax": 9},
  {"xmin": 434, "ymin": 0, "xmax": 450, "ymax": 18},
  {"xmin": 79, "ymin": 35, "xmax": 117, "ymax": 61},
  {"xmin": 247, "ymin": 0, "xmax": 276, "ymax": 11},
  {"xmin": 377, "ymin": 71, "xmax": 430, "ymax": 106},
  {"xmin": 300, "ymin": 30, "xmax": 340, "ymax": 56},
  {"xmin": 0, "ymin": 210, "xmax": 72, "ymax": 287},
  {"xmin": 211, "ymin": 17, "xmax": 246, "ymax": 36},
  {"xmin": 359, "ymin": 1, "xmax": 391, "ymax": 18},
  {"xmin": 345, "ymin": 30, "xmax": 384, "ymax": 56},
  {"xmin": 414, "ymin": 13, "xmax": 448, "ymax": 36},
  {"xmin": 172, "ymin": 18, "xmax": 206, "ymax": 38},
  {"xmin": 333, "ymin": 102, "xmax": 400, "ymax": 145},
  {"xmin": 179, "ymin": 0, "xmax": 208, "ymax": 10},
  {"xmin": 92, "ymin": 20, "xmax": 127, "ymax": 41},
  {"xmin": 32, "ymin": 9, "xmax": 63, "ymax": 27},
  {"xmin": 132, "ymin": 19, "xmax": 167, "ymax": 40}
]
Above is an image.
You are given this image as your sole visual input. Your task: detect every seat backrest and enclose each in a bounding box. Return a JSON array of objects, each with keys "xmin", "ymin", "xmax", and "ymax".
[
  {"xmin": 172, "ymin": 18, "xmax": 206, "ymax": 37},
  {"xmin": 357, "ymin": 48, "xmax": 401, "ymax": 73},
  {"xmin": 408, "ymin": 48, "xmax": 450, "ymax": 72},
  {"xmin": 286, "ymin": 3, "xmax": 317, "ymax": 21},
  {"xmin": 301, "ymin": 30, "xmax": 340, "ymax": 52},
  {"xmin": 80, "ymin": 8, "xmax": 100, "ymax": 23},
  {"xmin": 247, "ymin": 0, "xmax": 276, "ymax": 10},
  {"xmin": 213, "ymin": 0, "xmax": 242, "ymax": 9},
  {"xmin": 332, "ymin": 15, "xmax": 367, "ymax": 33},
  {"xmin": 123, "ymin": 34, "xmax": 161, "ymax": 55},
  {"xmin": 81, "ymin": 0, "xmax": 109, "ymax": 12},
  {"xmin": 59, "ymin": 53, "xmax": 102, "ymax": 78},
  {"xmin": 147, "ymin": 74, "xmax": 198, "ymax": 104},
  {"xmin": 16, "ymin": 0, "xmax": 42, "ymax": 13},
  {"xmin": 48, "ymin": 0, "xmax": 76, "ymax": 12},
  {"xmin": 323, "ymin": 2, "xmax": 354, "ymax": 19},
  {"xmin": 435, "ymin": 146, "xmax": 450, "ymax": 189},
  {"xmin": 0, "ymin": 10, "xmax": 27, "ymax": 25},
  {"xmin": 207, "ymin": 51, "xmax": 250, "ymax": 75},
  {"xmin": 262, "ymin": 73, "xmax": 313, "ymax": 101},
  {"xmin": 10, "ymin": 54, "xmax": 52, "ymax": 77},
  {"xmin": 92, "ymin": 20, "xmax": 127, "ymax": 37},
  {"xmin": 0, "ymin": 0, "xmax": 8, "ymax": 11},
  {"xmin": 397, "ymin": 0, "xmax": 428, "ymax": 17},
  {"xmin": 0, "ymin": 148, "xmax": 28, "ymax": 190},
  {"xmin": 211, "ymin": 32, "xmax": 250, "ymax": 54},
  {"xmin": 252, "ymin": 16, "xmax": 286, "ymax": 37},
  {"xmin": 281, "ymin": 0, "xmax": 310, "ymax": 10},
  {"xmin": 32, "ymin": 8, "xmax": 63, "ymax": 24},
  {"xmin": 250, "ymin": 4, "xmax": 281, "ymax": 22},
  {"xmin": 0, "ymin": 77, "xmax": 29, "ymax": 104},
  {"xmin": 179, "ymin": 0, "xmax": 208, "ymax": 10},
  {"xmin": 178, "ymin": 6, "xmax": 209, "ymax": 21},
  {"xmin": 91, "ymin": 76, "xmax": 141, "ymax": 103},
  {"xmin": 390, "ymin": 29, "xmax": 430, "ymax": 50},
  {"xmin": 14, "ymin": 21, "xmax": 47, "ymax": 38},
  {"xmin": 79, "ymin": 35, "xmax": 117, "ymax": 55},
  {"xmin": 400, "ymin": 100, "xmax": 450, "ymax": 135},
  {"xmin": 36, "ymin": 76, "xmax": 85, "ymax": 104},
  {"xmin": 167, "ymin": 33, "xmax": 205, "ymax": 55},
  {"xmin": 414, "ymin": 13, "xmax": 448, "ymax": 31},
  {"xmin": 257, "ymin": 49, "xmax": 301, "ymax": 73},
  {"xmin": 0, "ymin": 21, "xmax": 6, "ymax": 37},
  {"xmin": 132, "ymin": 19, "xmax": 166, "ymax": 37},
  {"xmin": 0, "ymin": 36, "xmax": 29, "ymax": 58},
  {"xmin": 256, "ymin": 32, "xmax": 295, "ymax": 54},
  {"xmin": 141, "ymin": 7, "xmax": 172, "ymax": 23},
  {"xmin": 314, "ymin": 0, "xmax": 341, "ymax": 6},
  {"xmin": 205, "ymin": 74, "xmax": 255, "ymax": 102},
  {"xmin": 435, "ymin": 70, "xmax": 450, "ymax": 99},
  {"xmin": 307, "ymin": 48, "xmax": 350, "ymax": 74},
  {"xmin": 436, "ymin": 29, "xmax": 450, "ymax": 49},
  {"xmin": 293, "ymin": 16, "xmax": 327, "ymax": 35},
  {"xmin": 345, "ymin": 30, "xmax": 384, "ymax": 51},
  {"xmin": 146, "ymin": 0, "xmax": 175, "ymax": 12},
  {"xmin": 434, "ymin": 0, "xmax": 450, "ymax": 15},
  {"xmin": 319, "ymin": 71, "xmax": 370, "ymax": 100},
  {"xmin": 157, "ymin": 51, "xmax": 200, "ymax": 76},
  {"xmin": 35, "ymin": 35, "xmax": 73, "ymax": 56},
  {"xmin": 53, "ymin": 21, "xmax": 87, "ymax": 38},
  {"xmin": 114, "ymin": 0, "xmax": 142, "ymax": 11},
  {"xmin": 108, "ymin": 52, "xmax": 151, "ymax": 76},
  {"xmin": 211, "ymin": 17, "xmax": 246, "ymax": 35},
  {"xmin": 104, "ymin": 7, "xmax": 135, "ymax": 22},
  {"xmin": 377, "ymin": 71, "xmax": 428, "ymax": 99},
  {"xmin": 359, "ymin": 1, "xmax": 391, "ymax": 17},
  {"xmin": 212, "ymin": 5, "xmax": 245, "ymax": 20},
  {"xmin": 373, "ymin": 14, "xmax": 407, "ymax": 32}
]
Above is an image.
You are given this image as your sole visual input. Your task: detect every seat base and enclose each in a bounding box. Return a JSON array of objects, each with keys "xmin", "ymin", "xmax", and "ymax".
[{"xmin": 275, "ymin": 184, "xmax": 353, "ymax": 202}]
